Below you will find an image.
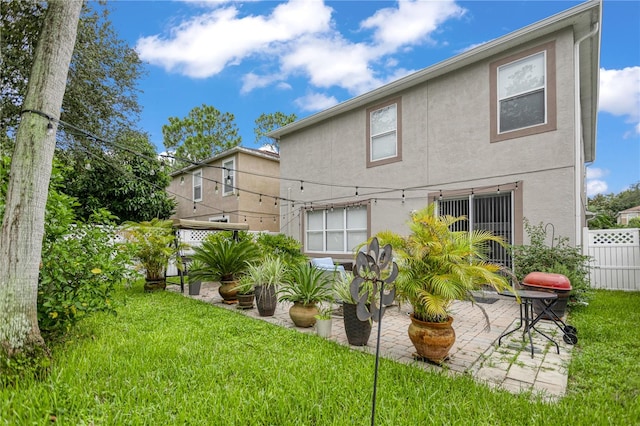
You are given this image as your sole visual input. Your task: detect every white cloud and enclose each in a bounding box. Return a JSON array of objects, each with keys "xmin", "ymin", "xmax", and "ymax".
[
  {"xmin": 282, "ymin": 35, "xmax": 381, "ymax": 95},
  {"xmin": 586, "ymin": 167, "xmax": 607, "ymax": 180},
  {"xmin": 136, "ymin": 1, "xmax": 333, "ymax": 78},
  {"xmin": 135, "ymin": 0, "xmax": 466, "ymax": 96},
  {"xmin": 587, "ymin": 179, "xmax": 608, "ymax": 197},
  {"xmin": 599, "ymin": 67, "xmax": 640, "ymax": 136},
  {"xmin": 241, "ymin": 72, "xmax": 278, "ymax": 94},
  {"xmin": 360, "ymin": 0, "xmax": 465, "ymax": 51},
  {"xmin": 294, "ymin": 93, "xmax": 339, "ymax": 112},
  {"xmin": 586, "ymin": 167, "xmax": 609, "ymax": 196}
]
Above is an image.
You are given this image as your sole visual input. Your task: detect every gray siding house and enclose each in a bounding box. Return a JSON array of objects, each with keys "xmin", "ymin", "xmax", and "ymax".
[{"xmin": 269, "ymin": 1, "xmax": 601, "ymax": 264}]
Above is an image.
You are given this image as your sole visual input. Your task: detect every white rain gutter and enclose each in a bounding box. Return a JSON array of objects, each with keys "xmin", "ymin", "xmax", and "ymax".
[{"xmin": 574, "ymin": 22, "xmax": 600, "ymax": 246}]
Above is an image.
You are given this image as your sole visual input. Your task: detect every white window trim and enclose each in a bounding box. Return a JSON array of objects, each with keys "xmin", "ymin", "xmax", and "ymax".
[
  {"xmin": 305, "ymin": 206, "xmax": 368, "ymax": 254},
  {"xmin": 497, "ymin": 51, "xmax": 547, "ymax": 134},
  {"xmin": 222, "ymin": 158, "xmax": 235, "ymax": 196},
  {"xmin": 192, "ymin": 169, "xmax": 202, "ymax": 202},
  {"xmin": 489, "ymin": 40, "xmax": 556, "ymax": 143},
  {"xmin": 370, "ymin": 104, "xmax": 398, "ymax": 162},
  {"xmin": 366, "ymin": 97, "xmax": 402, "ymax": 168}
]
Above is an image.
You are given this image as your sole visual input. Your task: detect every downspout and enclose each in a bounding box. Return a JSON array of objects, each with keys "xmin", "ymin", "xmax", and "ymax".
[{"xmin": 574, "ymin": 22, "xmax": 599, "ymax": 246}]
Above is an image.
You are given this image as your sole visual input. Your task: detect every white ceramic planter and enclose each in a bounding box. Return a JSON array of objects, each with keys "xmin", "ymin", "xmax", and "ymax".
[{"xmin": 315, "ymin": 318, "xmax": 332, "ymax": 338}]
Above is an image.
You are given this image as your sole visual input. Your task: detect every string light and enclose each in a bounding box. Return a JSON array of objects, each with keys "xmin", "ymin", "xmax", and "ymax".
[
  {"xmin": 259, "ymin": 194, "xmax": 262, "ymax": 205},
  {"xmin": 244, "ymin": 216, "xmax": 247, "ymax": 222},
  {"xmin": 274, "ymin": 198, "xmax": 278, "ymax": 207},
  {"xmin": 47, "ymin": 120, "xmax": 54, "ymax": 136},
  {"xmin": 439, "ymin": 190, "xmax": 443, "ymax": 201},
  {"xmin": 23, "ymin": 108, "xmax": 527, "ymax": 221},
  {"xmin": 193, "ymin": 201, "xmax": 196, "ymax": 212},
  {"xmin": 402, "ymin": 190, "xmax": 405, "ymax": 204}
]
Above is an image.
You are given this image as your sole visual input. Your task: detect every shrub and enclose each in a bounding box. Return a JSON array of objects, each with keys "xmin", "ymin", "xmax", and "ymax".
[
  {"xmin": 255, "ymin": 233, "xmax": 306, "ymax": 267},
  {"xmin": 38, "ymin": 209, "xmax": 133, "ymax": 335},
  {"xmin": 511, "ymin": 219, "xmax": 593, "ymax": 306}
]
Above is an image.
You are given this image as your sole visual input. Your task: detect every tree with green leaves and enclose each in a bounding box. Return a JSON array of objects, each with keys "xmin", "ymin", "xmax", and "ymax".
[
  {"xmin": 588, "ymin": 182, "xmax": 640, "ymax": 229},
  {"xmin": 254, "ymin": 111, "xmax": 297, "ymax": 152},
  {"xmin": 61, "ymin": 130, "xmax": 176, "ymax": 222},
  {"xmin": 0, "ymin": 0, "xmax": 82, "ymax": 369},
  {"xmin": 163, "ymin": 104, "xmax": 241, "ymax": 167},
  {"xmin": 1, "ymin": 1, "xmax": 144, "ymax": 143}
]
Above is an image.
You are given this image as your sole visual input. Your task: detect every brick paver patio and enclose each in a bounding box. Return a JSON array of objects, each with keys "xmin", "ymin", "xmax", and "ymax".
[{"xmin": 170, "ymin": 281, "xmax": 574, "ymax": 400}]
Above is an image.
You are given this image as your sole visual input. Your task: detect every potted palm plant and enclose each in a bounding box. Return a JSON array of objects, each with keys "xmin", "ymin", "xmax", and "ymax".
[
  {"xmin": 189, "ymin": 238, "xmax": 260, "ymax": 303},
  {"xmin": 278, "ymin": 263, "xmax": 333, "ymax": 328},
  {"xmin": 376, "ymin": 204, "xmax": 511, "ymax": 363},
  {"xmin": 123, "ymin": 218, "xmax": 183, "ymax": 292}
]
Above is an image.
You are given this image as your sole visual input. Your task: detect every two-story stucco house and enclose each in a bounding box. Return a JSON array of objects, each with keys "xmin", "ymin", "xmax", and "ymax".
[
  {"xmin": 168, "ymin": 146, "xmax": 281, "ymax": 232},
  {"xmin": 269, "ymin": 1, "xmax": 601, "ymax": 265}
]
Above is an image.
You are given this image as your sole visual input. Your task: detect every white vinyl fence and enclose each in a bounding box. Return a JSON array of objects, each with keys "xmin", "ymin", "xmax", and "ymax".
[{"xmin": 584, "ymin": 228, "xmax": 640, "ymax": 291}]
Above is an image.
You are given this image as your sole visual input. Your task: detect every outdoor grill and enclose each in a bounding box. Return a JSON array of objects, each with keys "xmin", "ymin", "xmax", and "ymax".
[{"xmin": 521, "ymin": 272, "xmax": 578, "ymax": 344}]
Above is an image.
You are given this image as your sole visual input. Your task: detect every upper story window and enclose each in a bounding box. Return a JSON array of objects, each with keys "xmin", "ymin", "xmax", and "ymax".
[
  {"xmin": 490, "ymin": 41, "xmax": 556, "ymax": 142},
  {"xmin": 306, "ymin": 206, "xmax": 368, "ymax": 254},
  {"xmin": 367, "ymin": 98, "xmax": 402, "ymax": 167},
  {"xmin": 222, "ymin": 158, "xmax": 235, "ymax": 196},
  {"xmin": 192, "ymin": 170, "xmax": 202, "ymax": 202}
]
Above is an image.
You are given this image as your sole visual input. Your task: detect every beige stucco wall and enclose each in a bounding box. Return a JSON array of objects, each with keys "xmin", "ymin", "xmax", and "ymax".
[
  {"xmin": 168, "ymin": 150, "xmax": 280, "ymax": 232},
  {"xmin": 279, "ymin": 29, "xmax": 581, "ymax": 251}
]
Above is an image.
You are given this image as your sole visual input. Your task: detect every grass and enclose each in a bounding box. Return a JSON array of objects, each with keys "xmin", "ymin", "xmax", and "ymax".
[{"xmin": 1, "ymin": 285, "xmax": 639, "ymax": 425}]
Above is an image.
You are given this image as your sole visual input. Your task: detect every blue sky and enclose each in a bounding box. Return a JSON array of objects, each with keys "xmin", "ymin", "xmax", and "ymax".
[{"xmin": 107, "ymin": 0, "xmax": 640, "ymax": 196}]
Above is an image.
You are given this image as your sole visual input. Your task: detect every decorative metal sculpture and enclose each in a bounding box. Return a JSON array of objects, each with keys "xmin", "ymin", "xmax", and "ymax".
[
  {"xmin": 351, "ymin": 237, "xmax": 398, "ymax": 426},
  {"xmin": 351, "ymin": 237, "xmax": 398, "ymax": 322}
]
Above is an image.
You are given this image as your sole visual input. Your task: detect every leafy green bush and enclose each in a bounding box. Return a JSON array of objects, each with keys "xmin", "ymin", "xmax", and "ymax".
[
  {"xmin": 255, "ymin": 232, "xmax": 306, "ymax": 267},
  {"xmin": 38, "ymin": 209, "xmax": 133, "ymax": 335},
  {"xmin": 510, "ymin": 219, "xmax": 593, "ymax": 306},
  {"xmin": 1, "ymin": 155, "xmax": 133, "ymax": 337}
]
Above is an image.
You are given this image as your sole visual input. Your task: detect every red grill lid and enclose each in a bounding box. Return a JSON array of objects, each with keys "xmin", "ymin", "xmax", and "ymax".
[{"xmin": 522, "ymin": 272, "xmax": 571, "ymax": 290}]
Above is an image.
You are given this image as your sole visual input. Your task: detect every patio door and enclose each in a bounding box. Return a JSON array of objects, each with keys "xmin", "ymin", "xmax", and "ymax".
[{"xmin": 438, "ymin": 192, "xmax": 513, "ymax": 268}]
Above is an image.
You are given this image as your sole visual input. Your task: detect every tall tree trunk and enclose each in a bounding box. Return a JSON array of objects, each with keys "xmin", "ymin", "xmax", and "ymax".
[{"xmin": 0, "ymin": 1, "xmax": 82, "ymax": 354}]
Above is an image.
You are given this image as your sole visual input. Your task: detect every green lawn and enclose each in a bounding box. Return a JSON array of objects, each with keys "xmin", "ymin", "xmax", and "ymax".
[{"xmin": 1, "ymin": 286, "xmax": 639, "ymax": 425}]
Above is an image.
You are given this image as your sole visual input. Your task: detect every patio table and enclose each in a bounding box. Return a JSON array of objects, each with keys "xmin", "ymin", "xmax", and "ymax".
[{"xmin": 498, "ymin": 290, "xmax": 560, "ymax": 358}]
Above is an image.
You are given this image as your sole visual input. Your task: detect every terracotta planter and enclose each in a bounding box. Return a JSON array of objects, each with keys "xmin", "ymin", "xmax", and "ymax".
[
  {"xmin": 255, "ymin": 285, "xmax": 277, "ymax": 316},
  {"xmin": 289, "ymin": 302, "xmax": 318, "ymax": 328},
  {"xmin": 408, "ymin": 314, "xmax": 455, "ymax": 364},
  {"xmin": 218, "ymin": 279, "xmax": 239, "ymax": 302},
  {"xmin": 343, "ymin": 302, "xmax": 372, "ymax": 346},
  {"xmin": 144, "ymin": 278, "xmax": 166, "ymax": 292},
  {"xmin": 237, "ymin": 293, "xmax": 255, "ymax": 309}
]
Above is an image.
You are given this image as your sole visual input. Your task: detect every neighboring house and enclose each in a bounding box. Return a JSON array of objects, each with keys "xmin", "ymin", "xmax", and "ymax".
[
  {"xmin": 268, "ymin": 1, "xmax": 601, "ymax": 265},
  {"xmin": 168, "ymin": 146, "xmax": 281, "ymax": 232},
  {"xmin": 617, "ymin": 206, "xmax": 640, "ymax": 226}
]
